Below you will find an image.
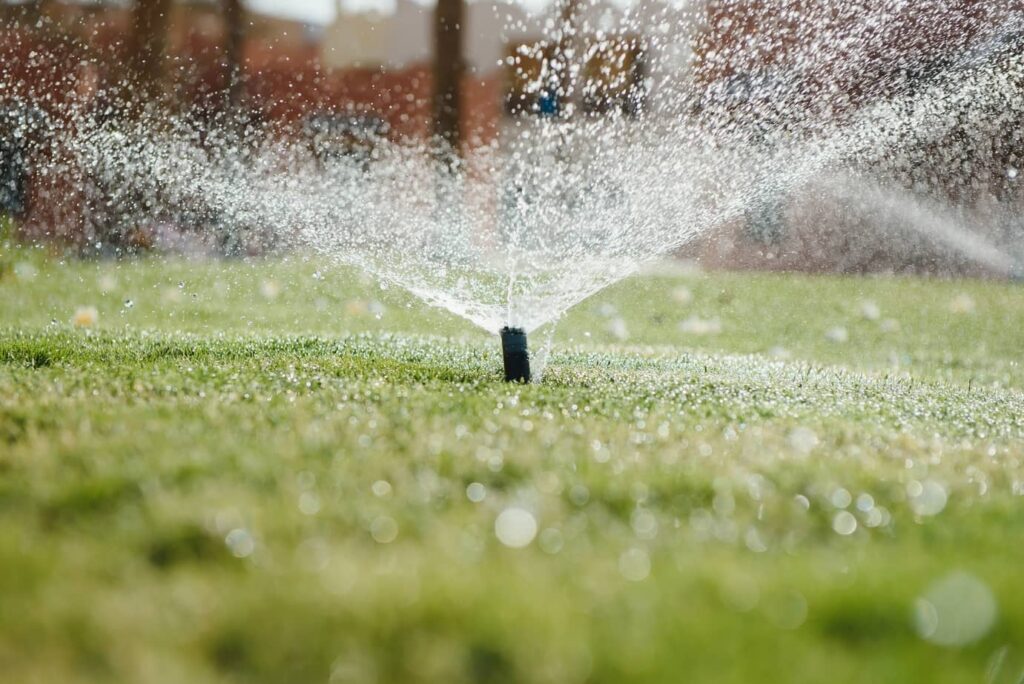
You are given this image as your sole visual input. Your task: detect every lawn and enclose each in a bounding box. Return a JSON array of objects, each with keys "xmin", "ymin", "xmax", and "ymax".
[{"xmin": 2, "ymin": 247, "xmax": 1024, "ymax": 683}]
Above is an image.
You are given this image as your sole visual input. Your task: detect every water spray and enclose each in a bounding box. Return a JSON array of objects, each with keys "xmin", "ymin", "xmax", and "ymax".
[{"xmin": 500, "ymin": 327, "xmax": 531, "ymax": 383}]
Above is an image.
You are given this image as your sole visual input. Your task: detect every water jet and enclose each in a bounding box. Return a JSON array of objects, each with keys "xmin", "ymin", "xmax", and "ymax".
[{"xmin": 500, "ymin": 327, "xmax": 530, "ymax": 383}]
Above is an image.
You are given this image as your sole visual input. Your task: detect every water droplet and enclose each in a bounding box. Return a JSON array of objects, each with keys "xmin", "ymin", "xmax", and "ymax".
[
  {"xmin": 466, "ymin": 482, "xmax": 486, "ymax": 502},
  {"xmin": 831, "ymin": 488, "xmax": 852, "ymax": 509},
  {"xmin": 909, "ymin": 480, "xmax": 948, "ymax": 517},
  {"xmin": 856, "ymin": 493, "xmax": 875, "ymax": 512},
  {"xmin": 370, "ymin": 516, "xmax": 398, "ymax": 544},
  {"xmin": 618, "ymin": 547, "xmax": 651, "ymax": 581},
  {"xmin": 631, "ymin": 509, "xmax": 658, "ymax": 539},
  {"xmin": 539, "ymin": 528, "xmax": 564, "ymax": 554},
  {"xmin": 225, "ymin": 528, "xmax": 254, "ymax": 558},
  {"xmin": 914, "ymin": 572, "xmax": 997, "ymax": 646},
  {"xmin": 788, "ymin": 427, "xmax": 819, "ymax": 454},
  {"xmin": 569, "ymin": 484, "xmax": 590, "ymax": 506},
  {"xmin": 833, "ymin": 511, "xmax": 858, "ymax": 536},
  {"xmin": 494, "ymin": 507, "xmax": 537, "ymax": 548},
  {"xmin": 298, "ymin": 492, "xmax": 321, "ymax": 516}
]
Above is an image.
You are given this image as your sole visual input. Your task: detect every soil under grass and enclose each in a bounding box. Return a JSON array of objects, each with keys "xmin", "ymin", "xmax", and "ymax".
[{"xmin": 2, "ymin": 250, "xmax": 1024, "ymax": 683}]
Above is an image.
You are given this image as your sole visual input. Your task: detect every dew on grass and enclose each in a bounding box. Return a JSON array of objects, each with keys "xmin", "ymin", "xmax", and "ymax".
[
  {"xmin": 371, "ymin": 480, "xmax": 392, "ymax": 497},
  {"xmin": 466, "ymin": 482, "xmax": 487, "ymax": 503},
  {"xmin": 618, "ymin": 547, "xmax": 651, "ymax": 582},
  {"xmin": 495, "ymin": 508, "xmax": 537, "ymax": 548},
  {"xmin": 225, "ymin": 528, "xmax": 255, "ymax": 558},
  {"xmin": 370, "ymin": 516, "xmax": 399, "ymax": 544},
  {"xmin": 744, "ymin": 527, "xmax": 768, "ymax": 553},
  {"xmin": 788, "ymin": 427, "xmax": 819, "ymax": 454},
  {"xmin": 299, "ymin": 492, "xmax": 321, "ymax": 516},
  {"xmin": 863, "ymin": 507, "xmax": 886, "ymax": 528},
  {"xmin": 713, "ymin": 491, "xmax": 736, "ymax": 516},
  {"xmin": 830, "ymin": 488, "xmax": 852, "ymax": 509},
  {"xmin": 539, "ymin": 528, "xmax": 564, "ymax": 554},
  {"xmin": 631, "ymin": 509, "xmax": 658, "ymax": 540},
  {"xmin": 914, "ymin": 572, "xmax": 997, "ymax": 646},
  {"xmin": 833, "ymin": 511, "xmax": 858, "ymax": 536},
  {"xmin": 909, "ymin": 480, "xmax": 948, "ymax": 517},
  {"xmin": 569, "ymin": 484, "xmax": 590, "ymax": 506}
]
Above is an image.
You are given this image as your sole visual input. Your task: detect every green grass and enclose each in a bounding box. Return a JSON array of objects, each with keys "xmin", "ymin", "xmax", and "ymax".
[{"xmin": 2, "ymin": 248, "xmax": 1024, "ymax": 683}]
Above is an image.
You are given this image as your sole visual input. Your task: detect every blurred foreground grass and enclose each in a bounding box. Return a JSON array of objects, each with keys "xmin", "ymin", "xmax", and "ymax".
[{"xmin": 2, "ymin": 249, "xmax": 1024, "ymax": 683}]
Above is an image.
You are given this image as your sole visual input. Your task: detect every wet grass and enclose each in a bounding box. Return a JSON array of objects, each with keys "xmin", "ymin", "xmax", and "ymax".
[{"xmin": 2, "ymin": 250, "xmax": 1024, "ymax": 683}]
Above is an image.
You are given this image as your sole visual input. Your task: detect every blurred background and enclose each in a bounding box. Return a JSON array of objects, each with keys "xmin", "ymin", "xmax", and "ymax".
[{"xmin": 1, "ymin": 0, "xmax": 1023, "ymax": 275}]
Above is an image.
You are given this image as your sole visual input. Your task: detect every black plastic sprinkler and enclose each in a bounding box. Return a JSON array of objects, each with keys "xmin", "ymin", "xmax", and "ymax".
[{"xmin": 500, "ymin": 327, "xmax": 531, "ymax": 383}]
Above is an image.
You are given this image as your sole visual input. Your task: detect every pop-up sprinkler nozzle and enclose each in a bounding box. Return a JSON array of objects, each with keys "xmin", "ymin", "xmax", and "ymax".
[{"xmin": 500, "ymin": 327, "xmax": 531, "ymax": 383}]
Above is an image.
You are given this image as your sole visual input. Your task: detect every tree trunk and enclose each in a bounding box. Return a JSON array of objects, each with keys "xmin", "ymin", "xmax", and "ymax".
[
  {"xmin": 433, "ymin": 0, "xmax": 463, "ymax": 165},
  {"xmin": 223, "ymin": 0, "xmax": 245, "ymax": 113},
  {"xmin": 555, "ymin": 0, "xmax": 580, "ymax": 118},
  {"xmin": 18, "ymin": 0, "xmax": 43, "ymax": 27},
  {"xmin": 128, "ymin": 0, "xmax": 172, "ymax": 105}
]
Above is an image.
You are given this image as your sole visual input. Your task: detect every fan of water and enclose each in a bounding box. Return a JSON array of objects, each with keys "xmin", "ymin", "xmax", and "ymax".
[{"xmin": 3, "ymin": 0, "xmax": 1023, "ymax": 349}]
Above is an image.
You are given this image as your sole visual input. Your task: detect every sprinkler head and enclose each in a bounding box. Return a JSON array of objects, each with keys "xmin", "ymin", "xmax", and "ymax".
[{"xmin": 500, "ymin": 327, "xmax": 531, "ymax": 383}]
